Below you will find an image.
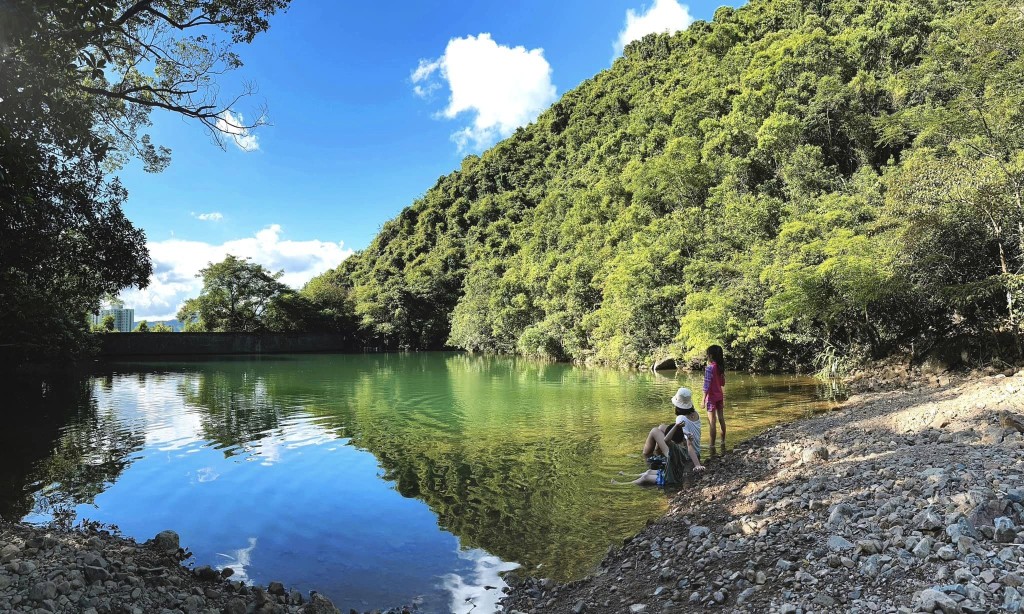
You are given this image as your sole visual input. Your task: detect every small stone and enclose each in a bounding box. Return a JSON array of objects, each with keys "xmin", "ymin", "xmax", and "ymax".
[
  {"xmin": 302, "ymin": 592, "xmax": 341, "ymax": 614},
  {"xmin": 268, "ymin": 581, "xmax": 286, "ymax": 596},
  {"xmin": 572, "ymin": 599, "xmax": 586, "ymax": 614},
  {"xmin": 828, "ymin": 535, "xmax": 855, "ymax": 551},
  {"xmin": 813, "ymin": 592, "xmax": 836, "ymax": 607},
  {"xmin": 193, "ymin": 566, "xmax": 219, "ymax": 581},
  {"xmin": 225, "ymin": 598, "xmax": 246, "ymax": 614},
  {"xmin": 776, "ymin": 559, "xmax": 795, "ymax": 571},
  {"xmin": 919, "ymin": 588, "xmax": 961, "ymax": 613},
  {"xmin": 83, "ymin": 566, "xmax": 110, "ymax": 583},
  {"xmin": 1005, "ymin": 586, "xmax": 1022, "ymax": 612},
  {"xmin": 995, "ymin": 517, "xmax": 1017, "ymax": 543},
  {"xmin": 29, "ymin": 582, "xmax": 57, "ymax": 602},
  {"xmin": 937, "ymin": 546, "xmax": 957, "ymax": 561},
  {"xmin": 828, "ymin": 504, "xmax": 856, "ymax": 527},
  {"xmin": 780, "ymin": 604, "xmax": 798, "ymax": 614},
  {"xmin": 688, "ymin": 526, "xmax": 710, "ymax": 539},
  {"xmin": 629, "ymin": 605, "xmax": 647, "ymax": 613},
  {"xmin": 913, "ymin": 537, "xmax": 934, "ymax": 558},
  {"xmin": 916, "ymin": 510, "xmax": 945, "ymax": 532},
  {"xmin": 737, "ymin": 587, "xmax": 756, "ymax": 605},
  {"xmin": 860, "ymin": 555, "xmax": 881, "ymax": 577},
  {"xmin": 722, "ymin": 520, "xmax": 743, "ymax": 536},
  {"xmin": 802, "ymin": 446, "xmax": 829, "ymax": 463},
  {"xmin": 0, "ymin": 544, "xmax": 20, "ymax": 562}
]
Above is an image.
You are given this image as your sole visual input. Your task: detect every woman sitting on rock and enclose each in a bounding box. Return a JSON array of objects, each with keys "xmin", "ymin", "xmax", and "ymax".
[{"xmin": 630, "ymin": 387, "xmax": 705, "ymax": 486}]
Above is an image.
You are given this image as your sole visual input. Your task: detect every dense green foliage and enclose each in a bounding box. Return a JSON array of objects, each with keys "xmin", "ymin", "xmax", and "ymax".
[
  {"xmin": 0, "ymin": 0, "xmax": 288, "ymax": 366},
  {"xmin": 180, "ymin": 255, "xmax": 354, "ymax": 333},
  {"xmin": 316, "ymin": 0, "xmax": 1024, "ymax": 370}
]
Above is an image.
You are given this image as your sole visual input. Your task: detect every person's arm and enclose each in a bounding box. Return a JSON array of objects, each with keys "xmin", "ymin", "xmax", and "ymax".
[
  {"xmin": 685, "ymin": 435, "xmax": 704, "ymax": 471},
  {"xmin": 664, "ymin": 421, "xmax": 682, "ymax": 441},
  {"xmin": 703, "ymin": 365, "xmax": 712, "ymax": 393}
]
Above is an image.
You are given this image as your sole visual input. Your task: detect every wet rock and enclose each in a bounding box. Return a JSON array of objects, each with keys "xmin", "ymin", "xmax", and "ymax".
[
  {"xmin": 919, "ymin": 588, "xmax": 961, "ymax": 613},
  {"xmin": 268, "ymin": 581, "xmax": 286, "ymax": 596}
]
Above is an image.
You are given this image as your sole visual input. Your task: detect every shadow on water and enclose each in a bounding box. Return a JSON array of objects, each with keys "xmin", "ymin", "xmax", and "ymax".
[{"xmin": 0, "ymin": 353, "xmax": 839, "ymax": 608}]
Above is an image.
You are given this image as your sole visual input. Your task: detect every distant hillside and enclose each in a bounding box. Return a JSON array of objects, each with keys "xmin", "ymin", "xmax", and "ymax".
[{"xmin": 315, "ymin": 0, "xmax": 1024, "ymax": 371}]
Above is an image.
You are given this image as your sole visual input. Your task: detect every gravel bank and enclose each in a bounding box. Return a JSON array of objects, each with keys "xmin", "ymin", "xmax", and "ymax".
[
  {"xmin": 0, "ymin": 523, "xmax": 407, "ymax": 614},
  {"xmin": 501, "ymin": 368, "xmax": 1024, "ymax": 613}
]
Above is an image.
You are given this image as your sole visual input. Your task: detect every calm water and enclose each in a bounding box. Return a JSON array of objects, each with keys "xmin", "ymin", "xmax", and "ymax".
[{"xmin": 2, "ymin": 353, "xmax": 837, "ymax": 613}]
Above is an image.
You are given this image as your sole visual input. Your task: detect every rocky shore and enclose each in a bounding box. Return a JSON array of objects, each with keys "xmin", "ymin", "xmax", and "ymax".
[
  {"xmin": 501, "ymin": 368, "xmax": 1024, "ymax": 613},
  {"xmin": 0, "ymin": 523, "xmax": 370, "ymax": 614}
]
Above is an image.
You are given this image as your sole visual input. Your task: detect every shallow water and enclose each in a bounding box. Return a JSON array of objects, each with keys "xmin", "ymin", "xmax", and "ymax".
[{"xmin": 1, "ymin": 353, "xmax": 838, "ymax": 612}]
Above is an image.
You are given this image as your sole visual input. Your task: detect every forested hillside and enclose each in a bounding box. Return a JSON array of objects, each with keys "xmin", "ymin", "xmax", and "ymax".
[{"xmin": 312, "ymin": 0, "xmax": 1024, "ymax": 371}]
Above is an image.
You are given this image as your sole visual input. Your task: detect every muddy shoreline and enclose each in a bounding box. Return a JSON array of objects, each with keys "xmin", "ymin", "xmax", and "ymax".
[{"xmin": 500, "ymin": 368, "xmax": 1024, "ymax": 613}]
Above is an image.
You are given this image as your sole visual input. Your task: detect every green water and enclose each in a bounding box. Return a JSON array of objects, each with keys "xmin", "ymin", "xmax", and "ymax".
[{"xmin": 2, "ymin": 353, "xmax": 837, "ymax": 612}]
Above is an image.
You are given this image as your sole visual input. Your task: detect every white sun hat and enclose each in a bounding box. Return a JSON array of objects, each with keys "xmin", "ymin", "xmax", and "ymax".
[{"xmin": 671, "ymin": 387, "xmax": 694, "ymax": 410}]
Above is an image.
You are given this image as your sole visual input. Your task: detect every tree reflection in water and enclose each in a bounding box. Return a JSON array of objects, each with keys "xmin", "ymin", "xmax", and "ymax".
[{"xmin": 2, "ymin": 354, "xmax": 835, "ymax": 585}]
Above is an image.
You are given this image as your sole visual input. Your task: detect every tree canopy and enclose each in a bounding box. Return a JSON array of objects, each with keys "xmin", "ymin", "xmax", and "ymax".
[
  {"xmin": 177, "ymin": 255, "xmax": 291, "ymax": 332},
  {"xmin": 313, "ymin": 0, "xmax": 1024, "ymax": 371},
  {"xmin": 0, "ymin": 0, "xmax": 290, "ymax": 365}
]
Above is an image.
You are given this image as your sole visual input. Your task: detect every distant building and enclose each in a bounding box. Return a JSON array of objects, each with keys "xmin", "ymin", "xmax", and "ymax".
[{"xmin": 92, "ymin": 306, "xmax": 134, "ymax": 332}]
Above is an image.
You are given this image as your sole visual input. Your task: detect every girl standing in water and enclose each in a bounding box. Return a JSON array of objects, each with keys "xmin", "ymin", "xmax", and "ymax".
[{"xmin": 704, "ymin": 345, "xmax": 726, "ymax": 447}]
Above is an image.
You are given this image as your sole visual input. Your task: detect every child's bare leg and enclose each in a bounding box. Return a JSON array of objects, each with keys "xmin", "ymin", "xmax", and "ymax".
[
  {"xmin": 716, "ymin": 407, "xmax": 726, "ymax": 442},
  {"xmin": 631, "ymin": 470, "xmax": 659, "ymax": 485},
  {"xmin": 642, "ymin": 426, "xmax": 670, "ymax": 457},
  {"xmin": 708, "ymin": 410, "xmax": 718, "ymax": 447}
]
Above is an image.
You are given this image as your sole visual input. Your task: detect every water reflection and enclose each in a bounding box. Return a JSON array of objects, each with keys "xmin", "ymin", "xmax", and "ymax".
[{"xmin": 1, "ymin": 354, "xmax": 838, "ymax": 612}]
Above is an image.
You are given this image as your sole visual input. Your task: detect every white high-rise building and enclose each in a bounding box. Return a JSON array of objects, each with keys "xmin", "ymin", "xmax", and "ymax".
[{"xmin": 91, "ymin": 306, "xmax": 135, "ymax": 332}]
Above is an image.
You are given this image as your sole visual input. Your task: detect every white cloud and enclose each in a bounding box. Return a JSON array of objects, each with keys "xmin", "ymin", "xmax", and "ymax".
[
  {"xmin": 615, "ymin": 0, "xmax": 694, "ymax": 55},
  {"xmin": 215, "ymin": 110, "xmax": 260, "ymax": 152},
  {"xmin": 120, "ymin": 225, "xmax": 354, "ymax": 320},
  {"xmin": 193, "ymin": 212, "xmax": 224, "ymax": 222},
  {"xmin": 412, "ymin": 33, "xmax": 557, "ymax": 151}
]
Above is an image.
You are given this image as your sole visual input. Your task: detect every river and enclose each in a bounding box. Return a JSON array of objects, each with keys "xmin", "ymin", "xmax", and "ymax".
[{"xmin": 1, "ymin": 352, "xmax": 839, "ymax": 613}]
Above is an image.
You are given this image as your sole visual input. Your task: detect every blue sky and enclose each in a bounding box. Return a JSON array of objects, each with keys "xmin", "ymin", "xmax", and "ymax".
[{"xmin": 119, "ymin": 0, "xmax": 740, "ymax": 319}]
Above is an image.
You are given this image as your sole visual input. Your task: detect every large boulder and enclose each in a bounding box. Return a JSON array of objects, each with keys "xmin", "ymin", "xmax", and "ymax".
[
  {"xmin": 150, "ymin": 530, "xmax": 180, "ymax": 553},
  {"xmin": 652, "ymin": 357, "xmax": 677, "ymax": 371}
]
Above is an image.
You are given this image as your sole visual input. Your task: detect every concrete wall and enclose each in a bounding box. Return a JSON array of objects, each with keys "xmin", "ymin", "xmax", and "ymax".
[{"xmin": 96, "ymin": 333, "xmax": 355, "ymax": 357}]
